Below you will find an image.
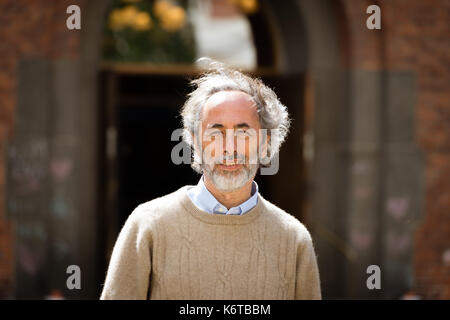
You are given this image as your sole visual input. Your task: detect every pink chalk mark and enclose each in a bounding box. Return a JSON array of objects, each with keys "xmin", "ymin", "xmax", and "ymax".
[
  {"xmin": 351, "ymin": 230, "xmax": 373, "ymax": 250},
  {"xmin": 386, "ymin": 196, "xmax": 410, "ymax": 220},
  {"xmin": 18, "ymin": 244, "xmax": 43, "ymax": 276},
  {"xmin": 50, "ymin": 158, "xmax": 73, "ymax": 182},
  {"xmin": 387, "ymin": 232, "xmax": 410, "ymax": 254}
]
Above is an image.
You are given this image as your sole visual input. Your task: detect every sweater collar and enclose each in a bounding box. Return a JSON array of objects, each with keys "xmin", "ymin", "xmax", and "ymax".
[{"xmin": 180, "ymin": 185, "xmax": 266, "ymax": 225}]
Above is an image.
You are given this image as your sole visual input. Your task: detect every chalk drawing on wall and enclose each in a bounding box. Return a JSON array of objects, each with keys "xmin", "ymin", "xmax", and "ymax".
[
  {"xmin": 350, "ymin": 229, "xmax": 373, "ymax": 251},
  {"xmin": 386, "ymin": 195, "xmax": 410, "ymax": 220},
  {"xmin": 7, "ymin": 138, "xmax": 49, "ymax": 197},
  {"xmin": 17, "ymin": 242, "xmax": 46, "ymax": 277},
  {"xmin": 386, "ymin": 231, "xmax": 410, "ymax": 255},
  {"xmin": 50, "ymin": 193, "xmax": 72, "ymax": 219},
  {"xmin": 50, "ymin": 158, "xmax": 73, "ymax": 183}
]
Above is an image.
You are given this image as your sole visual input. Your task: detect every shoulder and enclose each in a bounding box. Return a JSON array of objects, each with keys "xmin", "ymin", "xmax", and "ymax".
[
  {"xmin": 127, "ymin": 185, "xmax": 190, "ymax": 226},
  {"xmin": 260, "ymin": 195, "xmax": 313, "ymax": 244}
]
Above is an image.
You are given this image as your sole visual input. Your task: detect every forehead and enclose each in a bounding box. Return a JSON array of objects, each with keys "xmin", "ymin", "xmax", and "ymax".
[{"xmin": 202, "ymin": 90, "xmax": 258, "ymax": 123}]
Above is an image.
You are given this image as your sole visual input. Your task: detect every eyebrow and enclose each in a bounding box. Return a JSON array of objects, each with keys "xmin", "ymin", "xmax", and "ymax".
[
  {"xmin": 207, "ymin": 123, "xmax": 250, "ymax": 129},
  {"xmin": 236, "ymin": 123, "xmax": 250, "ymax": 129}
]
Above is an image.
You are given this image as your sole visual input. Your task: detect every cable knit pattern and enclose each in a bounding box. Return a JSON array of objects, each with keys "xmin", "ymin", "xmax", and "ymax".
[{"xmin": 100, "ymin": 186, "xmax": 321, "ymax": 300}]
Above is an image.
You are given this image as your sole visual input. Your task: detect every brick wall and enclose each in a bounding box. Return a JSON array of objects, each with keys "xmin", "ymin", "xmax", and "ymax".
[
  {"xmin": 0, "ymin": 0, "xmax": 81, "ymax": 298},
  {"xmin": 340, "ymin": 0, "xmax": 450, "ymax": 299},
  {"xmin": 382, "ymin": 0, "xmax": 449, "ymax": 299}
]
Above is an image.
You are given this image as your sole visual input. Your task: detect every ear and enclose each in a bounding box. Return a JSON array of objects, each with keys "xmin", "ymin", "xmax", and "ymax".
[
  {"xmin": 260, "ymin": 131, "xmax": 270, "ymax": 158},
  {"xmin": 258, "ymin": 131, "xmax": 272, "ymax": 168}
]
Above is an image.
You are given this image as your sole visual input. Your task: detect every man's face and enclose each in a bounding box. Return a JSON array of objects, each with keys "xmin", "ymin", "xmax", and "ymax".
[{"xmin": 197, "ymin": 90, "xmax": 262, "ymax": 191}]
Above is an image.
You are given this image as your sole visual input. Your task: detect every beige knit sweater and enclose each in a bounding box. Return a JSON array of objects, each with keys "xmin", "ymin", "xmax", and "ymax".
[{"xmin": 100, "ymin": 185, "xmax": 321, "ymax": 300}]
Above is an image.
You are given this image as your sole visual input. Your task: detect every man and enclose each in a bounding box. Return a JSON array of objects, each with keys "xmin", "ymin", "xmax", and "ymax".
[{"xmin": 100, "ymin": 60, "xmax": 321, "ymax": 300}]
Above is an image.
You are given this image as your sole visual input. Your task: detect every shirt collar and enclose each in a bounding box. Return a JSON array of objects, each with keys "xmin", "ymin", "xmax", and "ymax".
[{"xmin": 190, "ymin": 175, "xmax": 259, "ymax": 215}]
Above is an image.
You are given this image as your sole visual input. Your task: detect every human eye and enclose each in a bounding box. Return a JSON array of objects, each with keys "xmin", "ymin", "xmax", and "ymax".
[
  {"xmin": 205, "ymin": 129, "xmax": 222, "ymax": 139},
  {"xmin": 235, "ymin": 129, "xmax": 248, "ymax": 136}
]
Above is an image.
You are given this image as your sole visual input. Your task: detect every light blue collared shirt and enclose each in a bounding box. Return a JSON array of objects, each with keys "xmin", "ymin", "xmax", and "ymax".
[{"xmin": 187, "ymin": 176, "xmax": 259, "ymax": 215}]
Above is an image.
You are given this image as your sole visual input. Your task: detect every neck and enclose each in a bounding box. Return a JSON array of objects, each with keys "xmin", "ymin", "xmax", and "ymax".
[{"xmin": 203, "ymin": 175, "xmax": 254, "ymax": 209}]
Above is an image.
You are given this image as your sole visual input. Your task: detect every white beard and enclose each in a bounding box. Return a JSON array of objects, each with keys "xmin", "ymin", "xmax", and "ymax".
[{"xmin": 201, "ymin": 153, "xmax": 258, "ymax": 192}]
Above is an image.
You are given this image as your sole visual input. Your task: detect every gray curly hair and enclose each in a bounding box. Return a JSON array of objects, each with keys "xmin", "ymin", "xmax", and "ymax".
[{"xmin": 181, "ymin": 58, "xmax": 291, "ymax": 173}]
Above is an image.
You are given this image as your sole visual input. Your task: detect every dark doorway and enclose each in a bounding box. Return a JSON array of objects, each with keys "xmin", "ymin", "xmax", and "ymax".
[
  {"xmin": 115, "ymin": 74, "xmax": 199, "ymax": 227},
  {"xmin": 98, "ymin": 69, "xmax": 200, "ymax": 281},
  {"xmin": 256, "ymin": 73, "xmax": 305, "ymax": 222}
]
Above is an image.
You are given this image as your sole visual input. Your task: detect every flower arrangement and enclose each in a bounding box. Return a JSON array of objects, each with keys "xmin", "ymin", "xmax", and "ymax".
[
  {"xmin": 231, "ymin": 0, "xmax": 259, "ymax": 15},
  {"xmin": 103, "ymin": 0, "xmax": 196, "ymax": 63}
]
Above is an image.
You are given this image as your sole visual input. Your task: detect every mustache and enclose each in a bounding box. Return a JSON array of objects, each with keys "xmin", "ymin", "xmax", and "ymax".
[{"xmin": 212, "ymin": 154, "xmax": 246, "ymax": 164}]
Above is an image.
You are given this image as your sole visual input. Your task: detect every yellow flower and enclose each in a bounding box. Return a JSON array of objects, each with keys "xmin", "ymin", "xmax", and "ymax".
[
  {"xmin": 109, "ymin": 5, "xmax": 153, "ymax": 32},
  {"xmin": 121, "ymin": 5, "xmax": 139, "ymax": 25},
  {"xmin": 153, "ymin": 0, "xmax": 173, "ymax": 18},
  {"xmin": 241, "ymin": 0, "xmax": 258, "ymax": 14},
  {"xmin": 133, "ymin": 11, "xmax": 152, "ymax": 31},
  {"xmin": 231, "ymin": 0, "xmax": 258, "ymax": 15},
  {"xmin": 109, "ymin": 8, "xmax": 127, "ymax": 31},
  {"xmin": 160, "ymin": 6, "xmax": 186, "ymax": 32}
]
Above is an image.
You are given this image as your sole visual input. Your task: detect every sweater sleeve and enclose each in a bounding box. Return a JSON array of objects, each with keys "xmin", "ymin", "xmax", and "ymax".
[
  {"xmin": 100, "ymin": 208, "xmax": 152, "ymax": 300},
  {"xmin": 295, "ymin": 231, "xmax": 322, "ymax": 300}
]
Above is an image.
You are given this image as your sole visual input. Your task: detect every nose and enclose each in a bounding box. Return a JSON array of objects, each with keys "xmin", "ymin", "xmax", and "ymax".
[{"xmin": 223, "ymin": 129, "xmax": 237, "ymax": 162}]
